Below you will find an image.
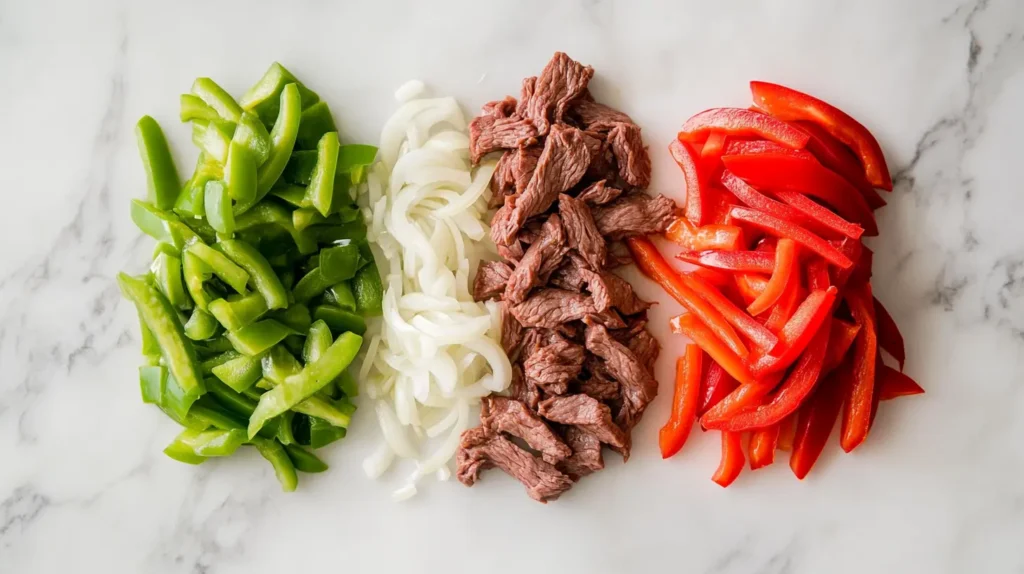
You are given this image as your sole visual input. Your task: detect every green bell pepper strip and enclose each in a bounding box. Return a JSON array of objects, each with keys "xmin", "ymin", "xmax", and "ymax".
[
  {"xmin": 211, "ymin": 354, "xmax": 263, "ymax": 393},
  {"xmin": 276, "ymin": 410, "xmax": 296, "ymax": 445},
  {"xmin": 283, "ymin": 150, "xmax": 318, "ymax": 186},
  {"xmin": 139, "ymin": 314, "xmax": 162, "ymax": 363},
  {"xmin": 270, "ymin": 183, "xmax": 307, "ymax": 207},
  {"xmin": 307, "ymin": 220, "xmax": 367, "ymax": 244},
  {"xmin": 200, "ymin": 350, "xmax": 242, "ymax": 374},
  {"xmin": 135, "ymin": 116, "xmax": 182, "ymax": 210},
  {"xmin": 318, "ymin": 243, "xmax": 362, "ymax": 282},
  {"xmin": 323, "ymin": 282, "xmax": 357, "ymax": 311},
  {"xmin": 282, "ymin": 334, "xmax": 305, "ymax": 357},
  {"xmin": 130, "ymin": 200, "xmax": 201, "ymax": 250},
  {"xmin": 191, "ymin": 119, "xmax": 236, "ymax": 164},
  {"xmin": 303, "ymin": 320, "xmax": 333, "ymax": 364},
  {"xmin": 227, "ymin": 319, "xmax": 295, "ymax": 356},
  {"xmin": 314, "ymin": 305, "xmax": 367, "ymax": 336},
  {"xmin": 292, "ymin": 207, "xmax": 325, "ymax": 231},
  {"xmin": 206, "ymin": 377, "xmax": 257, "ymax": 418},
  {"xmin": 192, "ymin": 77, "xmax": 243, "ymax": 123},
  {"xmin": 261, "ymin": 345, "xmax": 304, "ymax": 385},
  {"xmin": 195, "ymin": 334, "xmax": 235, "ymax": 356},
  {"xmin": 208, "ymin": 292, "xmax": 268, "ymax": 331},
  {"xmin": 139, "ymin": 364, "xmax": 165, "ymax": 404},
  {"xmin": 292, "ymin": 268, "xmax": 332, "ymax": 303},
  {"xmin": 225, "ymin": 140, "xmax": 258, "ymax": 204},
  {"xmin": 337, "ymin": 144, "xmax": 378, "ymax": 182},
  {"xmin": 232, "ymin": 200, "xmax": 316, "ymax": 255},
  {"xmin": 180, "ymin": 94, "xmax": 219, "ymax": 122},
  {"xmin": 295, "ymin": 101, "xmax": 337, "ymax": 151},
  {"xmin": 118, "ymin": 273, "xmax": 204, "ymax": 397},
  {"xmin": 269, "ymin": 304, "xmax": 311, "ymax": 334},
  {"xmin": 232, "ymin": 112, "xmax": 272, "ymax": 166},
  {"xmin": 307, "ymin": 416, "xmax": 347, "ymax": 449},
  {"xmin": 195, "ymin": 386, "xmax": 279, "ymax": 439},
  {"xmin": 203, "ymin": 180, "xmax": 235, "ymax": 236},
  {"xmin": 305, "ymin": 132, "xmax": 340, "ymax": 216},
  {"xmin": 164, "ymin": 428, "xmax": 247, "ymax": 464},
  {"xmin": 259, "ymin": 347, "xmax": 352, "ymax": 424},
  {"xmin": 182, "ymin": 250, "xmax": 218, "ymax": 310},
  {"xmin": 248, "ymin": 332, "xmax": 362, "ymax": 438},
  {"xmin": 215, "ymin": 239, "xmax": 288, "ymax": 309},
  {"xmin": 251, "ymin": 83, "xmax": 302, "ymax": 206},
  {"xmin": 152, "ymin": 241, "xmax": 180, "ymax": 260},
  {"xmin": 337, "ymin": 369, "xmax": 358, "ymax": 398},
  {"xmin": 186, "ymin": 242, "xmax": 249, "ymax": 294},
  {"xmin": 239, "ymin": 63, "xmax": 319, "ymax": 127},
  {"xmin": 285, "ymin": 444, "xmax": 328, "ymax": 473},
  {"xmin": 150, "ymin": 251, "xmax": 191, "ymax": 310},
  {"xmin": 184, "ymin": 308, "xmax": 219, "ymax": 341},
  {"xmin": 353, "ymin": 262, "xmax": 384, "ymax": 316},
  {"xmin": 189, "ymin": 397, "xmax": 248, "ymax": 431},
  {"xmin": 250, "ymin": 437, "xmax": 298, "ymax": 492}
]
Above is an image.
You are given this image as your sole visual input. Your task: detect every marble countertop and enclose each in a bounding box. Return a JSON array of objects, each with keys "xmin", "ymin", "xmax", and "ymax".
[{"xmin": 3, "ymin": 0, "xmax": 1023, "ymax": 572}]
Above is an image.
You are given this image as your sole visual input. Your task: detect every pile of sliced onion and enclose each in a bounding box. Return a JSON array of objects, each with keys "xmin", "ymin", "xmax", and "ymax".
[{"xmin": 356, "ymin": 81, "xmax": 510, "ymax": 500}]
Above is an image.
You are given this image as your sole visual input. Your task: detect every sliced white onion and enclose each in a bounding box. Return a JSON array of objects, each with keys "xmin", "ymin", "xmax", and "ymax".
[{"xmin": 394, "ymin": 80, "xmax": 426, "ymax": 103}]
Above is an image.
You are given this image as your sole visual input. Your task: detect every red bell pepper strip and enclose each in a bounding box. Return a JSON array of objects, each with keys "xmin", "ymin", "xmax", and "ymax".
[
  {"xmin": 873, "ymin": 296, "xmax": 906, "ymax": 371},
  {"xmin": 700, "ymin": 369, "xmax": 783, "ymax": 424},
  {"xmin": 703, "ymin": 317, "xmax": 830, "ymax": 432},
  {"xmin": 774, "ymin": 190, "xmax": 864, "ymax": 240},
  {"xmin": 669, "ymin": 313, "xmax": 756, "ymax": 385},
  {"xmin": 664, "ymin": 217, "xmax": 744, "ymax": 252},
  {"xmin": 748, "ymin": 286, "xmax": 839, "ymax": 377},
  {"xmin": 747, "ymin": 238, "xmax": 797, "ymax": 316},
  {"xmin": 776, "ymin": 414, "xmax": 797, "ymax": 451},
  {"xmin": 734, "ymin": 273, "xmax": 768, "ymax": 307},
  {"xmin": 659, "ymin": 345, "xmax": 703, "ymax": 458},
  {"xmin": 669, "ymin": 139, "xmax": 707, "ymax": 225},
  {"xmin": 828, "ymin": 238, "xmax": 864, "ymax": 288},
  {"xmin": 877, "ymin": 365, "xmax": 924, "ymax": 400},
  {"xmin": 789, "ymin": 368, "xmax": 845, "ymax": 479},
  {"xmin": 728, "ymin": 207, "xmax": 853, "ymax": 269},
  {"xmin": 679, "ymin": 108, "xmax": 810, "ymax": 150},
  {"xmin": 840, "ymin": 282, "xmax": 878, "ymax": 452},
  {"xmin": 677, "ymin": 249, "xmax": 774, "ymax": 274},
  {"xmin": 679, "ymin": 272, "xmax": 779, "ymax": 353},
  {"xmin": 702, "ymin": 187, "xmax": 739, "ymax": 226},
  {"xmin": 723, "ymin": 139, "xmax": 816, "ymax": 161},
  {"xmin": 764, "ymin": 271, "xmax": 802, "ymax": 333},
  {"xmin": 721, "ymin": 154, "xmax": 878, "ymax": 236},
  {"xmin": 848, "ymin": 245, "xmax": 874, "ymax": 286},
  {"xmin": 750, "ymin": 81, "xmax": 893, "ymax": 190},
  {"xmin": 711, "ymin": 431, "xmax": 745, "ymax": 487},
  {"xmin": 793, "ymin": 119, "xmax": 887, "ymax": 209},
  {"xmin": 628, "ymin": 237, "xmax": 749, "ymax": 358},
  {"xmin": 822, "ymin": 318, "xmax": 861, "ymax": 375},
  {"xmin": 700, "ymin": 131, "xmax": 727, "ymax": 172},
  {"xmin": 749, "ymin": 424, "xmax": 780, "ymax": 469},
  {"xmin": 691, "ymin": 265, "xmax": 734, "ymax": 288},
  {"xmin": 699, "ymin": 361, "xmax": 738, "ymax": 415},
  {"xmin": 720, "ymin": 171, "xmax": 827, "ymax": 236},
  {"xmin": 805, "ymin": 257, "xmax": 831, "ymax": 290}
]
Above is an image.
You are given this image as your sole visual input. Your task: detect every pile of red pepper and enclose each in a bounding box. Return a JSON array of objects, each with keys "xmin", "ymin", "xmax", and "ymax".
[{"xmin": 627, "ymin": 82, "xmax": 923, "ymax": 486}]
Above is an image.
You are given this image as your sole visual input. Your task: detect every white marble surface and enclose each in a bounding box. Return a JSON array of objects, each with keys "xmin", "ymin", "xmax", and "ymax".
[{"xmin": 2, "ymin": 0, "xmax": 1023, "ymax": 572}]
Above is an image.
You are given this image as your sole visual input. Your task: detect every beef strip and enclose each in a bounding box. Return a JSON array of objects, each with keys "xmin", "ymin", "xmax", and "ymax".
[
  {"xmin": 627, "ymin": 328, "xmax": 661, "ymax": 369},
  {"xmin": 489, "ymin": 150, "xmax": 517, "ymax": 208},
  {"xmin": 504, "ymin": 214, "xmax": 569, "ymax": 304},
  {"xmin": 492, "ymin": 125, "xmax": 590, "ymax": 245},
  {"xmin": 606, "ymin": 241, "xmax": 633, "ymax": 268},
  {"xmin": 509, "ymin": 288, "xmax": 599, "ymax": 329},
  {"xmin": 579, "ymin": 269, "xmax": 652, "ymax": 315},
  {"xmin": 508, "ymin": 364, "xmax": 542, "ymax": 411},
  {"xmin": 584, "ymin": 322, "xmax": 658, "ymax": 436},
  {"xmin": 480, "ymin": 396, "xmax": 571, "ymax": 464},
  {"xmin": 522, "ymin": 338, "xmax": 585, "ymax": 394},
  {"xmin": 583, "ymin": 307, "xmax": 627, "ymax": 330},
  {"xmin": 548, "ymin": 252, "xmax": 589, "ymax": 292},
  {"xmin": 514, "ymin": 145, "xmax": 543, "ymax": 195},
  {"xmin": 592, "ymin": 193, "xmax": 676, "ymax": 240},
  {"xmin": 482, "ymin": 96, "xmax": 518, "ymax": 119},
  {"xmin": 473, "ymin": 261, "xmax": 513, "ymax": 301},
  {"xmin": 538, "ymin": 394, "xmax": 627, "ymax": 449},
  {"xmin": 524, "ymin": 52, "xmax": 594, "ymax": 135},
  {"xmin": 500, "ymin": 303, "xmax": 523, "ymax": 357},
  {"xmin": 558, "ymin": 193, "xmax": 606, "ymax": 270},
  {"xmin": 570, "ymin": 99, "xmax": 636, "ymax": 132},
  {"xmin": 457, "ymin": 427, "xmax": 573, "ymax": 503},
  {"xmin": 516, "ymin": 76, "xmax": 537, "ymax": 118},
  {"xmin": 557, "ymin": 425, "xmax": 604, "ymax": 481},
  {"xmin": 469, "ymin": 114, "xmax": 539, "ymax": 164},
  {"xmin": 580, "ymin": 130, "xmax": 617, "ymax": 182},
  {"xmin": 575, "ymin": 370, "xmax": 620, "ymax": 402},
  {"xmin": 576, "ymin": 180, "xmax": 623, "ymax": 206},
  {"xmin": 496, "ymin": 240, "xmax": 525, "ymax": 264},
  {"xmin": 607, "ymin": 123, "xmax": 652, "ymax": 188}
]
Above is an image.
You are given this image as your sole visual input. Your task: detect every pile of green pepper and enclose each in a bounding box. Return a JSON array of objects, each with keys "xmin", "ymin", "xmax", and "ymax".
[{"xmin": 120, "ymin": 63, "xmax": 382, "ymax": 491}]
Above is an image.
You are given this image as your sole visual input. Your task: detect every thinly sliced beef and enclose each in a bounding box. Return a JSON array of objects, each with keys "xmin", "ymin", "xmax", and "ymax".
[
  {"xmin": 538, "ymin": 394, "xmax": 627, "ymax": 449},
  {"xmin": 584, "ymin": 307, "xmax": 627, "ymax": 330},
  {"xmin": 575, "ymin": 372, "xmax": 620, "ymax": 402},
  {"xmin": 584, "ymin": 323, "xmax": 658, "ymax": 435},
  {"xmin": 557, "ymin": 426, "xmax": 604, "ymax": 480},
  {"xmin": 500, "ymin": 304, "xmax": 523, "ymax": 358},
  {"xmin": 469, "ymin": 114, "xmax": 539, "ymax": 164},
  {"xmin": 480, "ymin": 396, "xmax": 571, "ymax": 464},
  {"xmin": 504, "ymin": 214, "xmax": 569, "ymax": 304},
  {"xmin": 606, "ymin": 241, "xmax": 633, "ymax": 268},
  {"xmin": 489, "ymin": 151, "xmax": 517, "ymax": 208},
  {"xmin": 627, "ymin": 329, "xmax": 661, "ymax": 369},
  {"xmin": 524, "ymin": 52, "xmax": 594, "ymax": 135},
  {"xmin": 558, "ymin": 193, "xmax": 606, "ymax": 271},
  {"xmin": 509, "ymin": 289, "xmax": 599, "ymax": 329},
  {"xmin": 457, "ymin": 427, "xmax": 573, "ymax": 503},
  {"xmin": 514, "ymin": 146, "xmax": 542, "ymax": 195},
  {"xmin": 473, "ymin": 261, "xmax": 513, "ymax": 301},
  {"xmin": 482, "ymin": 96, "xmax": 518, "ymax": 119},
  {"xmin": 607, "ymin": 122, "xmax": 652, "ymax": 188},
  {"xmin": 548, "ymin": 252, "xmax": 588, "ymax": 292},
  {"xmin": 581, "ymin": 130, "xmax": 617, "ymax": 182},
  {"xmin": 516, "ymin": 77, "xmax": 537, "ymax": 118},
  {"xmin": 580, "ymin": 269, "xmax": 651, "ymax": 315},
  {"xmin": 576, "ymin": 180, "xmax": 623, "ymax": 206},
  {"xmin": 523, "ymin": 338, "xmax": 585, "ymax": 394},
  {"xmin": 592, "ymin": 193, "xmax": 675, "ymax": 240},
  {"xmin": 570, "ymin": 100, "xmax": 636, "ymax": 132},
  {"xmin": 508, "ymin": 364, "xmax": 542, "ymax": 410}
]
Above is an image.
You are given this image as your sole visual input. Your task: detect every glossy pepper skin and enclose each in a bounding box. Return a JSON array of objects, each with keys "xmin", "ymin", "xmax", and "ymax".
[
  {"xmin": 679, "ymin": 108, "xmax": 810, "ymax": 150},
  {"xmin": 747, "ymin": 238, "xmax": 797, "ymax": 316},
  {"xmin": 678, "ymin": 271, "xmax": 778, "ymax": 353},
  {"xmin": 728, "ymin": 207, "xmax": 852, "ymax": 269},
  {"xmin": 215, "ymin": 239, "xmax": 289, "ymax": 310},
  {"xmin": 711, "ymin": 431, "xmax": 745, "ymax": 487},
  {"xmin": 659, "ymin": 346, "xmax": 703, "ymax": 458},
  {"xmin": 665, "ymin": 217, "xmax": 744, "ymax": 252},
  {"xmin": 699, "ymin": 361, "xmax": 738, "ymax": 416},
  {"xmin": 669, "ymin": 313, "xmax": 756, "ymax": 386},
  {"xmin": 135, "ymin": 116, "xmax": 181, "ymax": 210},
  {"xmin": 678, "ymin": 249, "xmax": 774, "ymax": 274},
  {"xmin": 748, "ymin": 287, "xmax": 838, "ymax": 377},
  {"xmin": 840, "ymin": 282, "xmax": 878, "ymax": 452},
  {"xmin": 748, "ymin": 424, "xmax": 780, "ymax": 469},
  {"xmin": 668, "ymin": 139, "xmax": 707, "ymax": 225},
  {"xmin": 790, "ymin": 369, "xmax": 845, "ymax": 479},
  {"xmin": 305, "ymin": 131, "xmax": 341, "ymax": 217}
]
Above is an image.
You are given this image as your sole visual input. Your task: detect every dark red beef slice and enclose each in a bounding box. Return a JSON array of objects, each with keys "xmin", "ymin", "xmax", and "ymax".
[
  {"xmin": 584, "ymin": 322, "xmax": 658, "ymax": 436},
  {"xmin": 607, "ymin": 123, "xmax": 652, "ymax": 188},
  {"xmin": 581, "ymin": 130, "xmax": 617, "ymax": 182},
  {"xmin": 610, "ymin": 314, "xmax": 650, "ymax": 344},
  {"xmin": 605, "ymin": 241, "xmax": 633, "ymax": 268},
  {"xmin": 510, "ymin": 289, "xmax": 601, "ymax": 329},
  {"xmin": 482, "ymin": 96, "xmax": 518, "ymax": 119},
  {"xmin": 489, "ymin": 151, "xmax": 517, "ymax": 208},
  {"xmin": 514, "ymin": 146, "xmax": 543, "ymax": 195},
  {"xmin": 504, "ymin": 214, "xmax": 569, "ymax": 304},
  {"xmin": 522, "ymin": 338, "xmax": 585, "ymax": 394},
  {"xmin": 492, "ymin": 125, "xmax": 590, "ymax": 245},
  {"xmin": 557, "ymin": 426, "xmax": 604, "ymax": 481},
  {"xmin": 473, "ymin": 261, "xmax": 513, "ymax": 301},
  {"xmin": 627, "ymin": 328, "xmax": 661, "ymax": 370},
  {"xmin": 592, "ymin": 193, "xmax": 676, "ymax": 240},
  {"xmin": 500, "ymin": 303, "xmax": 523, "ymax": 358},
  {"xmin": 580, "ymin": 269, "xmax": 651, "ymax": 316},
  {"xmin": 456, "ymin": 427, "xmax": 573, "ymax": 503},
  {"xmin": 469, "ymin": 114, "xmax": 538, "ymax": 164},
  {"xmin": 558, "ymin": 193, "xmax": 606, "ymax": 271},
  {"xmin": 497, "ymin": 241, "xmax": 525, "ymax": 264},
  {"xmin": 524, "ymin": 52, "xmax": 594, "ymax": 135},
  {"xmin": 508, "ymin": 364, "xmax": 542, "ymax": 411},
  {"xmin": 576, "ymin": 180, "xmax": 623, "ymax": 206},
  {"xmin": 575, "ymin": 372, "xmax": 620, "ymax": 402},
  {"xmin": 538, "ymin": 394, "xmax": 627, "ymax": 449},
  {"xmin": 480, "ymin": 396, "xmax": 571, "ymax": 464},
  {"xmin": 548, "ymin": 252, "xmax": 588, "ymax": 292},
  {"xmin": 584, "ymin": 307, "xmax": 627, "ymax": 330},
  {"xmin": 570, "ymin": 99, "xmax": 636, "ymax": 132},
  {"xmin": 516, "ymin": 76, "xmax": 537, "ymax": 118}
]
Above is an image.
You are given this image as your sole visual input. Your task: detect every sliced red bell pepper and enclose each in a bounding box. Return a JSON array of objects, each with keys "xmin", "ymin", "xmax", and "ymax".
[
  {"xmin": 665, "ymin": 217, "xmax": 744, "ymax": 252},
  {"xmin": 702, "ymin": 187, "xmax": 739, "ymax": 226},
  {"xmin": 669, "ymin": 313, "xmax": 756, "ymax": 385},
  {"xmin": 789, "ymin": 368, "xmax": 845, "ymax": 480},
  {"xmin": 805, "ymin": 257, "xmax": 832, "ymax": 290},
  {"xmin": 774, "ymin": 190, "xmax": 864, "ymax": 240},
  {"xmin": 873, "ymin": 296, "xmax": 906, "ymax": 371},
  {"xmin": 699, "ymin": 361, "xmax": 738, "ymax": 415},
  {"xmin": 734, "ymin": 273, "xmax": 769, "ymax": 307},
  {"xmin": 748, "ymin": 286, "xmax": 839, "ymax": 377},
  {"xmin": 793, "ymin": 120, "xmax": 887, "ymax": 209},
  {"xmin": 848, "ymin": 244, "xmax": 873, "ymax": 286},
  {"xmin": 677, "ymin": 249, "xmax": 775, "ymax": 274},
  {"xmin": 679, "ymin": 272, "xmax": 779, "ymax": 353},
  {"xmin": 728, "ymin": 207, "xmax": 853, "ymax": 269},
  {"xmin": 776, "ymin": 413, "xmax": 797, "ymax": 451},
  {"xmin": 700, "ymin": 369, "xmax": 783, "ymax": 424},
  {"xmin": 764, "ymin": 270, "xmax": 803, "ymax": 333},
  {"xmin": 720, "ymin": 171, "xmax": 829, "ymax": 236},
  {"xmin": 711, "ymin": 430, "xmax": 745, "ymax": 487},
  {"xmin": 723, "ymin": 139, "xmax": 816, "ymax": 161},
  {"xmin": 747, "ymin": 238, "xmax": 797, "ymax": 316},
  {"xmin": 703, "ymin": 317, "xmax": 830, "ymax": 432},
  {"xmin": 691, "ymin": 265, "xmax": 734, "ymax": 288},
  {"xmin": 840, "ymin": 282, "xmax": 878, "ymax": 452},
  {"xmin": 700, "ymin": 131, "xmax": 727, "ymax": 173},
  {"xmin": 669, "ymin": 139, "xmax": 707, "ymax": 225},
  {"xmin": 877, "ymin": 365, "xmax": 924, "ymax": 400},
  {"xmin": 721, "ymin": 154, "xmax": 878, "ymax": 236},
  {"xmin": 659, "ymin": 345, "xmax": 703, "ymax": 458},
  {"xmin": 679, "ymin": 108, "xmax": 810, "ymax": 150},
  {"xmin": 749, "ymin": 424, "xmax": 780, "ymax": 469},
  {"xmin": 828, "ymin": 238, "xmax": 865, "ymax": 288},
  {"xmin": 822, "ymin": 318, "xmax": 861, "ymax": 375},
  {"xmin": 627, "ymin": 237, "xmax": 749, "ymax": 358},
  {"xmin": 750, "ymin": 81, "xmax": 893, "ymax": 190}
]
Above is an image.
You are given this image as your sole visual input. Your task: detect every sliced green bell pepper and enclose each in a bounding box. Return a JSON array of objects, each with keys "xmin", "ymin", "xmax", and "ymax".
[
  {"xmin": 208, "ymin": 292, "xmax": 268, "ymax": 332},
  {"xmin": 211, "ymin": 354, "xmax": 262, "ymax": 394},
  {"xmin": 305, "ymin": 132, "xmax": 340, "ymax": 216},
  {"xmin": 337, "ymin": 143, "xmax": 378, "ymax": 184},
  {"xmin": 269, "ymin": 304, "xmax": 311, "ymax": 334},
  {"xmin": 232, "ymin": 112, "xmax": 272, "ymax": 166},
  {"xmin": 296, "ymin": 101, "xmax": 336, "ymax": 151},
  {"xmin": 164, "ymin": 427, "xmax": 247, "ymax": 464},
  {"xmin": 233, "ymin": 200, "xmax": 316, "ymax": 255},
  {"xmin": 283, "ymin": 150, "xmax": 318, "ymax": 186},
  {"xmin": 227, "ymin": 319, "xmax": 295, "ymax": 356},
  {"xmin": 200, "ymin": 350, "xmax": 242, "ymax": 374},
  {"xmin": 191, "ymin": 77, "xmax": 243, "ymax": 123},
  {"xmin": 179, "ymin": 94, "xmax": 219, "ymax": 122},
  {"xmin": 191, "ymin": 119, "xmax": 236, "ymax": 164},
  {"xmin": 203, "ymin": 180, "xmax": 235, "ymax": 236},
  {"xmin": 270, "ymin": 183, "xmax": 307, "ymax": 208},
  {"xmin": 182, "ymin": 250, "xmax": 218, "ymax": 310},
  {"xmin": 215, "ymin": 239, "xmax": 288, "ymax": 310},
  {"xmin": 135, "ymin": 116, "xmax": 181, "ymax": 210},
  {"xmin": 150, "ymin": 251, "xmax": 191, "ymax": 310},
  {"xmin": 184, "ymin": 308, "xmax": 219, "ymax": 340},
  {"xmin": 285, "ymin": 443, "xmax": 328, "ymax": 473},
  {"xmin": 276, "ymin": 410, "xmax": 296, "ymax": 445},
  {"xmin": 239, "ymin": 63, "xmax": 319, "ymax": 126},
  {"xmin": 292, "ymin": 207, "xmax": 325, "ymax": 231},
  {"xmin": 352, "ymin": 262, "xmax": 383, "ymax": 316},
  {"xmin": 306, "ymin": 416, "xmax": 347, "ymax": 449},
  {"xmin": 130, "ymin": 200, "xmax": 200, "ymax": 249},
  {"xmin": 323, "ymin": 282, "xmax": 356, "ymax": 311},
  {"xmin": 251, "ymin": 437, "xmax": 298, "ymax": 492},
  {"xmin": 302, "ymin": 320, "xmax": 333, "ymax": 364},
  {"xmin": 313, "ymin": 305, "xmax": 367, "ymax": 336},
  {"xmin": 225, "ymin": 140, "xmax": 258, "ymax": 205},
  {"xmin": 186, "ymin": 241, "xmax": 249, "ymax": 294}
]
